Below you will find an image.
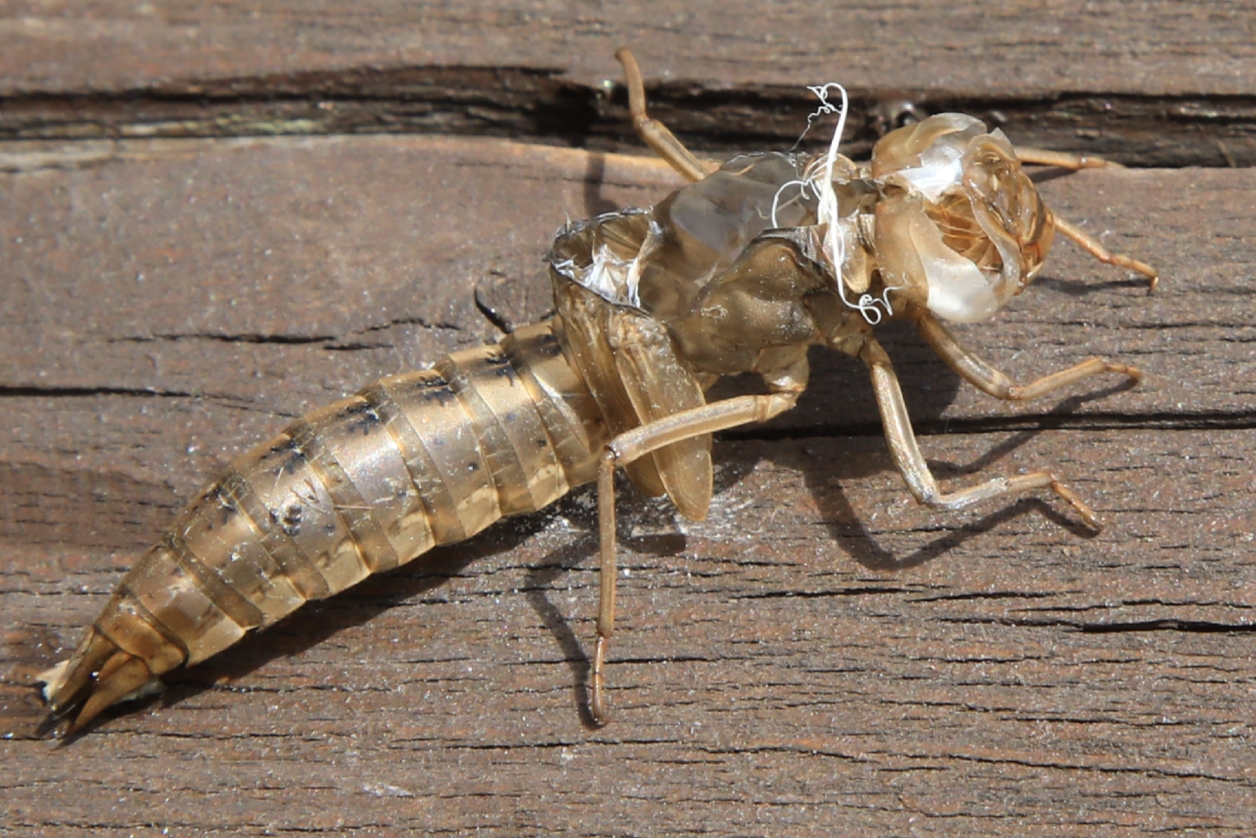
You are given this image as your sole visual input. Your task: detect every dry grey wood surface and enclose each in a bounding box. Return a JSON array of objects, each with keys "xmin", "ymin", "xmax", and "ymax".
[{"xmin": 1, "ymin": 3, "xmax": 1254, "ymax": 837}]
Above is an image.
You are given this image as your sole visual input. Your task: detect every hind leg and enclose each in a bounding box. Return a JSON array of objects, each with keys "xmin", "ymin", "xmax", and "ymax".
[{"xmin": 590, "ymin": 391, "xmax": 798, "ymax": 725}]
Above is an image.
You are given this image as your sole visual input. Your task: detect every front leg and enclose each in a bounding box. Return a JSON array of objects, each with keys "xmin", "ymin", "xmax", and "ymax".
[
  {"xmin": 911, "ymin": 309, "xmax": 1142, "ymax": 402},
  {"xmin": 1014, "ymin": 146, "xmax": 1122, "ymax": 170},
  {"xmin": 1015, "ymin": 146, "xmax": 1159, "ymax": 291},
  {"xmin": 858, "ymin": 336, "xmax": 1101, "ymax": 529}
]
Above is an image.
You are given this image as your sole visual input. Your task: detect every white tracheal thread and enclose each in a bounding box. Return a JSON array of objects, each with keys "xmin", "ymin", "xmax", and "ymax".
[{"xmin": 771, "ymin": 83, "xmax": 902, "ymax": 325}]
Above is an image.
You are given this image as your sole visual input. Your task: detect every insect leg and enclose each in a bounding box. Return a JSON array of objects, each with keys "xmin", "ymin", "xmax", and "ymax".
[
  {"xmin": 1014, "ymin": 145, "xmax": 1157, "ymax": 289},
  {"xmin": 1015, "ymin": 146, "xmax": 1121, "ymax": 170},
  {"xmin": 912, "ymin": 309, "xmax": 1143, "ymax": 402},
  {"xmin": 858, "ymin": 335, "xmax": 1102, "ymax": 530},
  {"xmin": 614, "ymin": 47, "xmax": 715, "ymax": 183},
  {"xmin": 591, "ymin": 392, "xmax": 798, "ymax": 725},
  {"xmin": 1051, "ymin": 215, "xmax": 1159, "ymax": 292}
]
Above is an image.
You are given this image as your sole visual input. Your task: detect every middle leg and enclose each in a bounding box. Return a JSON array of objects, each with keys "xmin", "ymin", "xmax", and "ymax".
[{"xmin": 859, "ymin": 335, "xmax": 1102, "ymax": 529}]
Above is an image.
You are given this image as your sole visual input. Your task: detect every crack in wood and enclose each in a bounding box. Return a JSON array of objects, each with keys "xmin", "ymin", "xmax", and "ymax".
[{"xmin": 3, "ymin": 67, "xmax": 1254, "ymax": 166}]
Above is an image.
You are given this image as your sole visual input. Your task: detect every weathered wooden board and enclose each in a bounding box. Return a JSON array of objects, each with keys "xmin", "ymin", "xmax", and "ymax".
[
  {"xmin": 2, "ymin": 428, "xmax": 1254, "ymax": 835},
  {"xmin": 4, "ymin": 0, "xmax": 1254, "ymax": 95},
  {"xmin": 1, "ymin": 132, "xmax": 1253, "ymax": 836},
  {"xmin": 0, "ymin": 137, "xmax": 1249, "ymax": 541},
  {"xmin": 3, "ymin": 3, "xmax": 1256, "ymax": 166}
]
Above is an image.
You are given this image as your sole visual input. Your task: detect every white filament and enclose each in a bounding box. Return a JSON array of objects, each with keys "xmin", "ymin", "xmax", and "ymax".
[
  {"xmin": 769, "ymin": 176, "xmax": 815, "ymax": 228},
  {"xmin": 805, "ymin": 83, "xmax": 900, "ymax": 325}
]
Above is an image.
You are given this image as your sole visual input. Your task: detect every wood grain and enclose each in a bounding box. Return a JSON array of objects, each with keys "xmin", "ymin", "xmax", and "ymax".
[
  {"xmin": 1, "ymin": 7, "xmax": 1254, "ymax": 836},
  {"xmin": 2, "ymin": 135, "xmax": 1253, "ymax": 837},
  {"xmin": 3, "ymin": 3, "xmax": 1255, "ymax": 165},
  {"xmin": 4, "ymin": 1, "xmax": 1254, "ymax": 95}
]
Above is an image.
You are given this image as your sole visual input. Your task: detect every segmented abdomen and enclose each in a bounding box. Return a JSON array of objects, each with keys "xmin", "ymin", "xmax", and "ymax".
[{"xmin": 45, "ymin": 320, "xmax": 607, "ymax": 728}]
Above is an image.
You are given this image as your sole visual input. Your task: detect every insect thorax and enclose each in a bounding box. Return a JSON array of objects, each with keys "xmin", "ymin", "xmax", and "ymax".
[{"xmin": 547, "ymin": 152, "xmax": 882, "ymax": 385}]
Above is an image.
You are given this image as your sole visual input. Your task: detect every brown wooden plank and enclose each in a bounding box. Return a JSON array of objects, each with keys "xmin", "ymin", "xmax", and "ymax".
[
  {"xmin": 1, "ymin": 430, "xmax": 1253, "ymax": 835},
  {"xmin": 1, "ymin": 137, "xmax": 1253, "ymax": 834},
  {"xmin": 0, "ymin": 136, "xmax": 1249, "ymax": 534},
  {"xmin": 0, "ymin": 137, "xmax": 683, "ymax": 547},
  {"xmin": 2, "ymin": 3, "xmax": 1255, "ymax": 166},
  {"xmin": 3, "ymin": 1, "xmax": 1254, "ymax": 96}
]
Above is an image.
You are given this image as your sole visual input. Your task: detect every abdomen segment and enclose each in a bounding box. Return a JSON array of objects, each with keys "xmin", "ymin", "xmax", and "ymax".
[{"xmin": 42, "ymin": 320, "xmax": 606, "ymax": 731}]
